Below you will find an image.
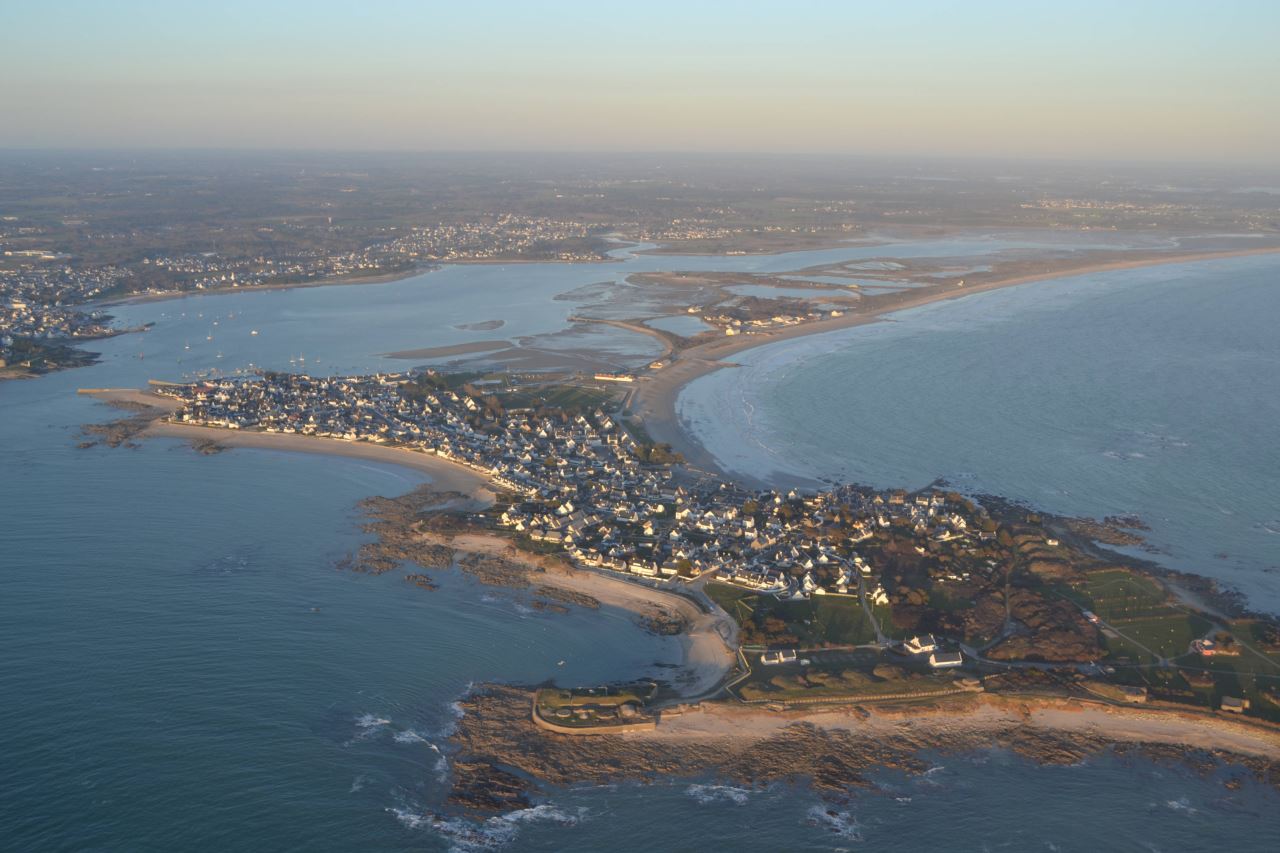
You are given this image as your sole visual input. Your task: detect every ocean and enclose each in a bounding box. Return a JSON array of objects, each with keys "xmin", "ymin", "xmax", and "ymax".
[
  {"xmin": 680, "ymin": 254, "xmax": 1280, "ymax": 613},
  {"xmin": 3, "ymin": 237, "xmax": 1279, "ymax": 850}
]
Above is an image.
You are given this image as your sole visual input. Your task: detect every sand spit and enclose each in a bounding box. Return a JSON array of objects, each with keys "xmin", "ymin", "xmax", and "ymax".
[
  {"xmin": 147, "ymin": 420, "xmax": 497, "ymax": 500},
  {"xmin": 382, "ymin": 340, "xmax": 511, "ymax": 360},
  {"xmin": 632, "ymin": 246, "xmax": 1280, "ymax": 479}
]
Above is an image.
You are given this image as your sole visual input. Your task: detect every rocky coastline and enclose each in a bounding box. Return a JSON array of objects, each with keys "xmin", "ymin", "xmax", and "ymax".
[{"xmin": 442, "ymin": 685, "xmax": 1280, "ymax": 816}]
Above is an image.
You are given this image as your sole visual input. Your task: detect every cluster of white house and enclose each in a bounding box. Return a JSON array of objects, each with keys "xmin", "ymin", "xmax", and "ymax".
[
  {"xmin": 158, "ymin": 372, "xmax": 996, "ymax": 613},
  {"xmin": 1, "ymin": 265, "xmax": 124, "ymax": 364}
]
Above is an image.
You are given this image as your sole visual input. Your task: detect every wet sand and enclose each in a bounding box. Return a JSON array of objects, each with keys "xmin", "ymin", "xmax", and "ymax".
[
  {"xmin": 383, "ymin": 340, "xmax": 510, "ymax": 359},
  {"xmin": 632, "ymin": 246, "xmax": 1280, "ymax": 482}
]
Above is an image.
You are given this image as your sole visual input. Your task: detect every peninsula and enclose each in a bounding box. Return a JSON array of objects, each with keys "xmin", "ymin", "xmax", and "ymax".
[{"xmin": 86, "ymin": 344, "xmax": 1280, "ymax": 812}]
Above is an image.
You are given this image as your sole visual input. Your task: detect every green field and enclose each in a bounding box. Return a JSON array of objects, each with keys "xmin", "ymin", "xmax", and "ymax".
[
  {"xmin": 812, "ymin": 596, "xmax": 880, "ymax": 645},
  {"xmin": 736, "ymin": 649, "xmax": 962, "ymax": 703},
  {"xmin": 1054, "ymin": 571, "xmax": 1280, "ymax": 721},
  {"xmin": 501, "ymin": 383, "xmax": 621, "ymax": 414},
  {"xmin": 1102, "ymin": 612, "xmax": 1214, "ymax": 663},
  {"xmin": 706, "ymin": 582, "xmax": 757, "ymax": 621},
  {"xmin": 706, "ymin": 583, "xmax": 878, "ymax": 647},
  {"xmin": 1079, "ymin": 569, "xmax": 1169, "ymax": 620}
]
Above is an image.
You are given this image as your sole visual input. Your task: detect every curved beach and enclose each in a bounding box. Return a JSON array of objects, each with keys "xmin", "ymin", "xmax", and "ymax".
[
  {"xmin": 631, "ymin": 245, "xmax": 1280, "ymax": 480},
  {"xmin": 130, "ymin": 411, "xmax": 737, "ymax": 700}
]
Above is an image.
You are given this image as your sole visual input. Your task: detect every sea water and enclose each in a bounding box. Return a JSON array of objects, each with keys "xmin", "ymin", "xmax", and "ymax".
[
  {"xmin": 4, "ymin": 238, "xmax": 1279, "ymax": 850},
  {"xmin": 680, "ymin": 254, "xmax": 1280, "ymax": 612}
]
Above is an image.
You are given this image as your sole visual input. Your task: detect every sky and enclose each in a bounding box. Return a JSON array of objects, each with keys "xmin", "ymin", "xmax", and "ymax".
[{"xmin": 2, "ymin": 0, "xmax": 1278, "ymax": 163}]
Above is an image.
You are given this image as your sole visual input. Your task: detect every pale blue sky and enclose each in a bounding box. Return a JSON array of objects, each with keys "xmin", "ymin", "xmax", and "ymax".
[{"xmin": 2, "ymin": 0, "xmax": 1277, "ymax": 161}]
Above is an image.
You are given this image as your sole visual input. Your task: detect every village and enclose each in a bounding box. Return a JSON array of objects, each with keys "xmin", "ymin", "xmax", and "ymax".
[
  {"xmin": 155, "ymin": 370, "xmax": 988, "ymax": 601},
  {"xmin": 0, "ymin": 265, "xmax": 124, "ymax": 372},
  {"xmin": 147, "ymin": 369, "xmax": 1280, "ymax": 725}
]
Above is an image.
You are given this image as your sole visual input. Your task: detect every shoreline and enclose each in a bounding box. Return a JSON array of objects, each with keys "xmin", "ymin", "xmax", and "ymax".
[
  {"xmin": 644, "ymin": 692, "xmax": 1280, "ymax": 761},
  {"xmin": 76, "ymin": 388, "xmax": 500, "ymax": 500},
  {"xmin": 95, "ymin": 267, "xmax": 432, "ymax": 307},
  {"xmin": 156, "ymin": 426, "xmax": 738, "ymax": 698},
  {"xmin": 94, "ymin": 251, "xmax": 626, "ymax": 309},
  {"xmin": 445, "ymin": 683, "xmax": 1280, "ymax": 815},
  {"xmin": 631, "ymin": 245, "xmax": 1280, "ymax": 482},
  {"xmin": 144, "ymin": 419, "xmax": 499, "ymax": 501},
  {"xmin": 82, "ymin": 399, "xmax": 736, "ymax": 699},
  {"xmin": 422, "ymin": 530, "xmax": 736, "ymax": 699}
]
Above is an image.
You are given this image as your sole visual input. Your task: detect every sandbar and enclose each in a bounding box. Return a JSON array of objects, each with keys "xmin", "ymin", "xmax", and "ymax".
[{"xmin": 383, "ymin": 340, "xmax": 511, "ymax": 359}]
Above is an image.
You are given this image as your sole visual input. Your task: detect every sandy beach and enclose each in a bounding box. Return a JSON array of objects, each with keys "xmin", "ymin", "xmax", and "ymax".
[
  {"xmin": 146, "ymin": 420, "xmax": 498, "ymax": 501},
  {"xmin": 631, "ymin": 245, "xmax": 1280, "ymax": 479},
  {"xmin": 383, "ymin": 339, "xmax": 511, "ymax": 360},
  {"xmin": 420, "ymin": 531, "xmax": 737, "ymax": 699},
  {"xmin": 80, "ymin": 392, "xmax": 736, "ymax": 699},
  {"xmin": 642, "ymin": 692, "xmax": 1280, "ymax": 760}
]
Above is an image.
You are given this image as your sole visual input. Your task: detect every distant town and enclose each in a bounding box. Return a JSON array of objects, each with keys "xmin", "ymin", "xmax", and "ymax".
[{"xmin": 6, "ymin": 152, "xmax": 1278, "ymax": 377}]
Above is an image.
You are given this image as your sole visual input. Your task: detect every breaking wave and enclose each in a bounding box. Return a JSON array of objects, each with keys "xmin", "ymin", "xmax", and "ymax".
[
  {"xmin": 395, "ymin": 803, "xmax": 585, "ymax": 851},
  {"xmin": 685, "ymin": 783, "xmax": 752, "ymax": 805},
  {"xmin": 806, "ymin": 804, "xmax": 863, "ymax": 840}
]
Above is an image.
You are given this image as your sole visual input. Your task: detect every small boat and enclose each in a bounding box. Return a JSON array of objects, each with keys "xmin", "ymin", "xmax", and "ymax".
[{"xmin": 250, "ymin": 329, "xmax": 259, "ymax": 336}]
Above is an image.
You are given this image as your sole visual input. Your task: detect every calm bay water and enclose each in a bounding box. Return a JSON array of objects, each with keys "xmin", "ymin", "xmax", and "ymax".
[
  {"xmin": 3, "ymin": 235, "xmax": 1279, "ymax": 850},
  {"xmin": 681, "ymin": 254, "xmax": 1280, "ymax": 613}
]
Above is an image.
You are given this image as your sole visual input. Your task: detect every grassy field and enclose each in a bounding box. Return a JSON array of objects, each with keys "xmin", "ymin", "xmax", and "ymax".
[
  {"xmin": 736, "ymin": 648, "xmax": 962, "ymax": 703},
  {"xmin": 812, "ymin": 596, "xmax": 880, "ymax": 645},
  {"xmin": 1078, "ymin": 568, "xmax": 1169, "ymax": 620},
  {"xmin": 706, "ymin": 582, "xmax": 757, "ymax": 622},
  {"xmin": 1052, "ymin": 568, "xmax": 1210, "ymax": 663},
  {"xmin": 706, "ymin": 582, "xmax": 879, "ymax": 647},
  {"xmin": 1052, "ymin": 570, "xmax": 1280, "ymax": 721},
  {"xmin": 501, "ymin": 383, "xmax": 621, "ymax": 414},
  {"xmin": 1102, "ymin": 612, "xmax": 1215, "ymax": 663}
]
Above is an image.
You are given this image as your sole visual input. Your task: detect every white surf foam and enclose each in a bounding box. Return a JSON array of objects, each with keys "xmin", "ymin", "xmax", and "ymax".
[{"xmin": 685, "ymin": 783, "xmax": 752, "ymax": 805}]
